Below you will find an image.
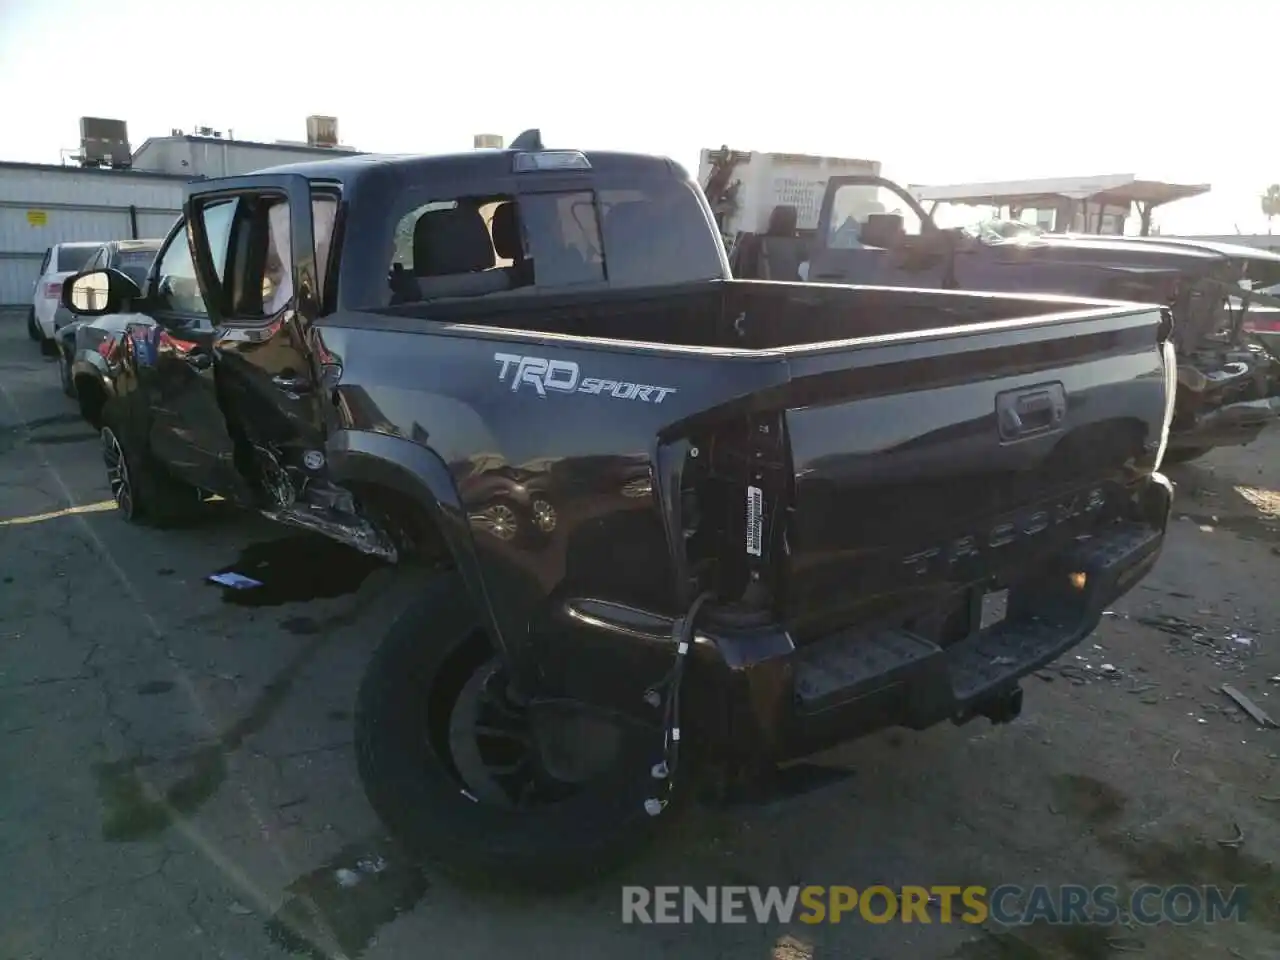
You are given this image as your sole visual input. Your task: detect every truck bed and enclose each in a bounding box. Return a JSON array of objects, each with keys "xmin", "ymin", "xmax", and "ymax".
[
  {"xmin": 341, "ymin": 280, "xmax": 1173, "ymax": 661},
  {"xmin": 379, "ymin": 278, "xmax": 1126, "ymax": 352}
]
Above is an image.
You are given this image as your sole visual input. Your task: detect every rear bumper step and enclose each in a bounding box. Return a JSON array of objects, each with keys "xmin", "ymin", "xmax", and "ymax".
[
  {"xmin": 780, "ymin": 521, "xmax": 1163, "ymax": 757},
  {"xmin": 561, "ymin": 476, "xmax": 1171, "ymax": 768}
]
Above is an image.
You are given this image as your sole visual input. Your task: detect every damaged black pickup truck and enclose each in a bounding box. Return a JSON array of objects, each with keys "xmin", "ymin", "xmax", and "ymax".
[
  {"xmin": 733, "ymin": 174, "xmax": 1280, "ymax": 463},
  {"xmin": 60, "ymin": 133, "xmax": 1175, "ymax": 888}
]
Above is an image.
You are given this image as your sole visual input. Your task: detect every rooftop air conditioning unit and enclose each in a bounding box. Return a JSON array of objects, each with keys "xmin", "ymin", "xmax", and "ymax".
[
  {"xmin": 79, "ymin": 116, "xmax": 132, "ymax": 168},
  {"xmin": 307, "ymin": 115, "xmax": 339, "ymax": 148}
]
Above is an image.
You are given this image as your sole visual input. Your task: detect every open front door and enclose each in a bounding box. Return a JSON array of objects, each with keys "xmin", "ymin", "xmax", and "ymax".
[
  {"xmin": 182, "ymin": 174, "xmax": 338, "ymax": 505},
  {"xmin": 806, "ymin": 174, "xmax": 952, "ymax": 289}
]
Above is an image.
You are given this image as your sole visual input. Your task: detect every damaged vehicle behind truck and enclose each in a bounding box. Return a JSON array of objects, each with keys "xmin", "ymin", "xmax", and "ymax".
[
  {"xmin": 60, "ymin": 132, "xmax": 1175, "ymax": 888},
  {"xmin": 732, "ymin": 173, "xmax": 1280, "ymax": 463}
]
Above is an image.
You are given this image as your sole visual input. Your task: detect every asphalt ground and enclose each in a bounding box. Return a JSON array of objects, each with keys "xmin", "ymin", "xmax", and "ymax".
[{"xmin": 2, "ymin": 308, "xmax": 1278, "ymax": 960}]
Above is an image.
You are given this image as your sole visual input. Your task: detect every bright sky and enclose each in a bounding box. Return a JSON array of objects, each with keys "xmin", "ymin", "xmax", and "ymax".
[{"xmin": 0, "ymin": 0, "xmax": 1275, "ymax": 235}]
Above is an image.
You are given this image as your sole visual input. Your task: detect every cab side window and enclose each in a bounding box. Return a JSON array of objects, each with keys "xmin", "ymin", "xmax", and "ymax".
[{"xmin": 153, "ymin": 201, "xmax": 237, "ymax": 316}]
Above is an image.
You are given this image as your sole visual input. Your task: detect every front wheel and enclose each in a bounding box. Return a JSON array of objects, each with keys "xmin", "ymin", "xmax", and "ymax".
[
  {"xmin": 354, "ymin": 573, "xmax": 680, "ymax": 890},
  {"xmin": 58, "ymin": 346, "xmax": 76, "ymax": 399}
]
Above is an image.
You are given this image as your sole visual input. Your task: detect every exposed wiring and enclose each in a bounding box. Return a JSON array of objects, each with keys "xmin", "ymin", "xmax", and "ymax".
[{"xmin": 644, "ymin": 590, "xmax": 715, "ymax": 816}]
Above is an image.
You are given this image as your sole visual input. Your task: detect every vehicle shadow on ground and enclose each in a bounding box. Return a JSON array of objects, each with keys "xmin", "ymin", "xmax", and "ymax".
[{"xmin": 93, "ymin": 519, "xmax": 1268, "ymax": 960}]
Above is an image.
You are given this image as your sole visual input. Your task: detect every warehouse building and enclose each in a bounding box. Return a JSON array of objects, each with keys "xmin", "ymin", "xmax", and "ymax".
[{"xmin": 0, "ymin": 116, "xmax": 362, "ymax": 305}]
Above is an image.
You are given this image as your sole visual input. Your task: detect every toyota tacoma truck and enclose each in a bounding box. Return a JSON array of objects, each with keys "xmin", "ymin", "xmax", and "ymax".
[
  {"xmin": 733, "ymin": 172, "xmax": 1280, "ymax": 463},
  {"xmin": 59, "ymin": 130, "xmax": 1176, "ymax": 889}
]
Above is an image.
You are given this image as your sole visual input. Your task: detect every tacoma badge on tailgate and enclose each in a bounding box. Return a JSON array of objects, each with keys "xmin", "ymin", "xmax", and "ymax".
[{"xmin": 494, "ymin": 352, "xmax": 677, "ymax": 403}]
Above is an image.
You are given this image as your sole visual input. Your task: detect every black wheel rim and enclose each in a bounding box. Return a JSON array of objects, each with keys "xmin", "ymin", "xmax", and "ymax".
[
  {"xmin": 101, "ymin": 427, "xmax": 134, "ymax": 518},
  {"xmin": 444, "ymin": 657, "xmax": 581, "ymax": 810}
]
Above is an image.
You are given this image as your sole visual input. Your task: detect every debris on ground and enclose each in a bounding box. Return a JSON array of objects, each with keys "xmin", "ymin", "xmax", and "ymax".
[
  {"xmin": 356, "ymin": 855, "xmax": 388, "ymax": 875},
  {"xmin": 1215, "ymin": 822, "xmax": 1246, "ymax": 849},
  {"xmin": 1220, "ymin": 683, "xmax": 1278, "ymax": 728},
  {"xmin": 1106, "ymin": 935, "xmax": 1146, "ymax": 953},
  {"xmin": 207, "ymin": 571, "xmax": 264, "ymax": 590},
  {"xmin": 333, "ymin": 855, "xmax": 390, "ymax": 890},
  {"xmin": 1134, "ymin": 614, "xmax": 1260, "ymax": 671}
]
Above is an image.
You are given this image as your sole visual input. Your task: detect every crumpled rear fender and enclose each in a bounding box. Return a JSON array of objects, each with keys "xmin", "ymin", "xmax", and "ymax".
[{"xmin": 325, "ymin": 428, "xmax": 518, "ymax": 668}]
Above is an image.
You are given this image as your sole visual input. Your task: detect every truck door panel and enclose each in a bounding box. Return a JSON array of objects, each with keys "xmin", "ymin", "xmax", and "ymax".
[
  {"xmin": 142, "ymin": 210, "xmax": 241, "ymax": 492},
  {"xmin": 183, "ymin": 175, "xmax": 332, "ymax": 474},
  {"xmin": 807, "ymin": 174, "xmax": 950, "ymax": 290}
]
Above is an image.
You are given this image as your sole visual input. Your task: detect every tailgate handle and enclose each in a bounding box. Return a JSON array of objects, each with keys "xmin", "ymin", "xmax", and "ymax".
[{"xmin": 997, "ymin": 383, "xmax": 1066, "ymax": 441}]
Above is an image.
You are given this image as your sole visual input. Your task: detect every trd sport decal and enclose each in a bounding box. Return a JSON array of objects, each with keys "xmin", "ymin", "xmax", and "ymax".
[{"xmin": 494, "ymin": 352, "xmax": 677, "ymax": 404}]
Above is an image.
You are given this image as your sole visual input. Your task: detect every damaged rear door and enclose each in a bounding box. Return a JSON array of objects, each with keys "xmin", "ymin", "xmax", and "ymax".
[{"xmin": 182, "ymin": 174, "xmax": 339, "ymax": 498}]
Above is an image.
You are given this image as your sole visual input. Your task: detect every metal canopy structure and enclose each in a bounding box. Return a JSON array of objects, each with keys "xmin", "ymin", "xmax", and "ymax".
[{"xmin": 909, "ymin": 174, "xmax": 1212, "ymax": 236}]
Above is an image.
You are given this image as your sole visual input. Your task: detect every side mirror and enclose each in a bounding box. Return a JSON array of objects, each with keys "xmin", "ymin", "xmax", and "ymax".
[{"xmin": 62, "ymin": 268, "xmax": 143, "ymax": 317}]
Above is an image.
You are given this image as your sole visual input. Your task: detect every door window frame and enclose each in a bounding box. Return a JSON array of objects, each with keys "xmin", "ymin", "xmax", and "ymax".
[
  {"xmin": 146, "ymin": 217, "xmax": 214, "ymax": 325},
  {"xmin": 185, "ymin": 183, "xmax": 341, "ymax": 329}
]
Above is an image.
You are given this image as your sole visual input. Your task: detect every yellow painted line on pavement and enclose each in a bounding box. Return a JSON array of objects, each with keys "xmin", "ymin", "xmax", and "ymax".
[{"xmin": 0, "ymin": 499, "xmax": 116, "ymax": 526}]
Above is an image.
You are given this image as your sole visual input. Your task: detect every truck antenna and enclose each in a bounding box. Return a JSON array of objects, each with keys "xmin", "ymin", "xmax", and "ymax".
[{"xmin": 509, "ymin": 128, "xmax": 543, "ymax": 151}]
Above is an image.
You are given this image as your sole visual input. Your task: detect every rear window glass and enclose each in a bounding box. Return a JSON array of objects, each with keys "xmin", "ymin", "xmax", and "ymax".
[
  {"xmin": 56, "ymin": 246, "xmax": 98, "ymax": 272},
  {"xmin": 387, "ymin": 179, "xmax": 723, "ymax": 305},
  {"xmin": 113, "ymin": 248, "xmax": 158, "ymax": 285}
]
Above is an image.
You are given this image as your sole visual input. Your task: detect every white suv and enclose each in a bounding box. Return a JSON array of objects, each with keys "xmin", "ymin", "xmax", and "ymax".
[{"xmin": 27, "ymin": 242, "xmax": 103, "ymax": 344}]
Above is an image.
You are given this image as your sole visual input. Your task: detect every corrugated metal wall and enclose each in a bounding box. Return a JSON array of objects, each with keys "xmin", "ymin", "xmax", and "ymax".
[{"xmin": 0, "ymin": 163, "xmax": 187, "ymax": 305}]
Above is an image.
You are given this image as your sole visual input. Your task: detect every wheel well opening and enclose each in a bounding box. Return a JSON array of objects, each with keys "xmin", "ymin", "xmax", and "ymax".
[
  {"xmin": 74, "ymin": 377, "xmax": 108, "ymax": 428},
  {"xmin": 347, "ymin": 480, "xmax": 453, "ymax": 568}
]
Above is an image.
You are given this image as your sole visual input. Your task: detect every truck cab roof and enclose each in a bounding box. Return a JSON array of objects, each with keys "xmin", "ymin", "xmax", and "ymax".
[{"xmin": 254, "ymin": 148, "xmax": 690, "ymax": 187}]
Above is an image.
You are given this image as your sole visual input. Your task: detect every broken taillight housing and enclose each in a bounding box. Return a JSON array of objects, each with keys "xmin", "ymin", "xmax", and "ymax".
[{"xmin": 1152, "ymin": 337, "xmax": 1179, "ymax": 472}]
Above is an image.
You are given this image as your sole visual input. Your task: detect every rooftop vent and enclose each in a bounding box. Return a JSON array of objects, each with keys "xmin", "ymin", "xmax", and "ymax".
[{"xmin": 78, "ymin": 117, "xmax": 131, "ymax": 168}]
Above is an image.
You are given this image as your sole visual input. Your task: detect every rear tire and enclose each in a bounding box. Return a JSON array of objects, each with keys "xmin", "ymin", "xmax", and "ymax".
[
  {"xmin": 100, "ymin": 405, "xmax": 203, "ymax": 527},
  {"xmin": 27, "ymin": 309, "xmax": 41, "ymax": 341},
  {"xmin": 355, "ymin": 573, "xmax": 680, "ymax": 891}
]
